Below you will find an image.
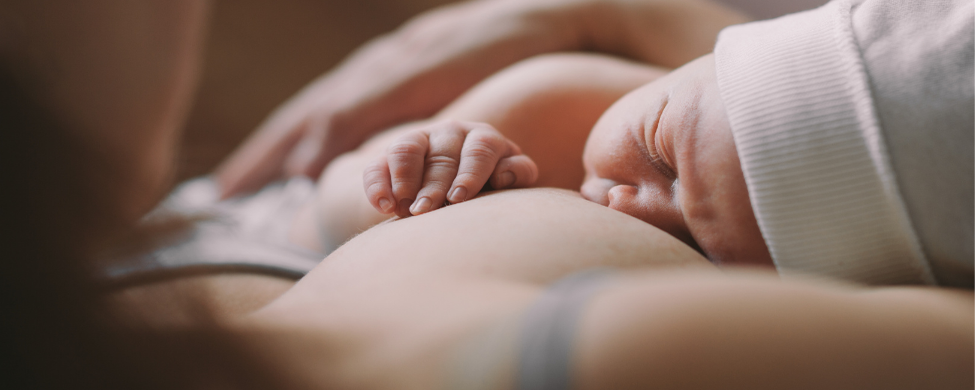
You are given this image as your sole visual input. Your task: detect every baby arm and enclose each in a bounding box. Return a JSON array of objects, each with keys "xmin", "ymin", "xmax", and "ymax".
[{"xmin": 363, "ymin": 121, "xmax": 538, "ymax": 217}]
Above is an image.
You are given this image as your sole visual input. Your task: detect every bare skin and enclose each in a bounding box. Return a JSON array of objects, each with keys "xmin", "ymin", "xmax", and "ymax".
[
  {"xmin": 363, "ymin": 120, "xmax": 541, "ymax": 218},
  {"xmin": 3, "ymin": 0, "xmax": 207, "ymax": 221},
  {"xmin": 108, "ymin": 274, "xmax": 295, "ymax": 326},
  {"xmin": 581, "ymin": 54, "xmax": 771, "ymax": 266},
  {"xmin": 250, "ymin": 189, "xmax": 719, "ymax": 390},
  {"xmin": 106, "ymin": 53, "xmax": 662, "ymax": 321},
  {"xmin": 10, "ymin": 1, "xmax": 969, "ymax": 388},
  {"xmin": 247, "ymin": 188, "xmax": 974, "ymax": 390},
  {"xmin": 215, "ymin": 0, "xmax": 749, "ymax": 197},
  {"xmin": 354, "ymin": 54, "xmax": 772, "ymax": 267},
  {"xmin": 289, "ymin": 53, "xmax": 665, "ymax": 253}
]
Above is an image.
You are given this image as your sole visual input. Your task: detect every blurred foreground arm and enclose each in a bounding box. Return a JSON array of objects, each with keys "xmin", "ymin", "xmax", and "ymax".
[
  {"xmin": 215, "ymin": 0, "xmax": 749, "ymax": 197},
  {"xmin": 577, "ymin": 271, "xmax": 974, "ymax": 389}
]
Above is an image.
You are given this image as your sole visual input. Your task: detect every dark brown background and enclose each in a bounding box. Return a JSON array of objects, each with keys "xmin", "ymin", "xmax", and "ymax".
[{"xmin": 176, "ymin": 0, "xmax": 826, "ymax": 181}]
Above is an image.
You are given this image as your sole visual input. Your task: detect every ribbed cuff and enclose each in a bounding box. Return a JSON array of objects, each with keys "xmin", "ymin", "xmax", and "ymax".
[{"xmin": 714, "ymin": 0, "xmax": 935, "ymax": 285}]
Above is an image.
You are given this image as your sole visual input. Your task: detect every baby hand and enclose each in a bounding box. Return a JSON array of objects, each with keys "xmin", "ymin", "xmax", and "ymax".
[{"xmin": 364, "ymin": 121, "xmax": 538, "ymax": 217}]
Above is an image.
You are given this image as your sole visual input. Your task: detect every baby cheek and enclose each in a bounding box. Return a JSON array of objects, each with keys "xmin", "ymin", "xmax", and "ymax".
[
  {"xmin": 611, "ymin": 185, "xmax": 694, "ymax": 244},
  {"xmin": 580, "ymin": 175, "xmax": 614, "ymax": 207}
]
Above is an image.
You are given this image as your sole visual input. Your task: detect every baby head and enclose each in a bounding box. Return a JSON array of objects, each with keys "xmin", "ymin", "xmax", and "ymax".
[
  {"xmin": 583, "ymin": 0, "xmax": 966, "ymax": 286},
  {"xmin": 581, "ymin": 54, "xmax": 773, "ymax": 267}
]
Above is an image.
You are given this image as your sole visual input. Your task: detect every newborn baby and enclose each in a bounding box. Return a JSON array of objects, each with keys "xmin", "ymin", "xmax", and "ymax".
[
  {"xmin": 362, "ymin": 55, "xmax": 772, "ymax": 267},
  {"xmin": 363, "ymin": 0, "xmax": 972, "ymax": 286}
]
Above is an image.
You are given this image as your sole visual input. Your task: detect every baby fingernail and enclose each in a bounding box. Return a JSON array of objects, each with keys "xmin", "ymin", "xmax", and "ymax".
[
  {"xmin": 378, "ymin": 197, "xmax": 393, "ymax": 213},
  {"xmin": 410, "ymin": 197, "xmax": 433, "ymax": 215},
  {"xmin": 448, "ymin": 186, "xmax": 468, "ymax": 203},
  {"xmin": 498, "ymin": 171, "xmax": 515, "ymax": 188}
]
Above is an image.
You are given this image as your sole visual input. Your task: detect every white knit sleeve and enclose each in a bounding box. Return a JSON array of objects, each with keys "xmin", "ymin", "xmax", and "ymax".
[
  {"xmin": 713, "ymin": 0, "xmax": 936, "ymax": 285},
  {"xmin": 852, "ymin": 0, "xmax": 974, "ymax": 287}
]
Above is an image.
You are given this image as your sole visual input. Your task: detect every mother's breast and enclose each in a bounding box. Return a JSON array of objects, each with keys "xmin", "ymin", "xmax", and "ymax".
[
  {"xmin": 248, "ymin": 188, "xmax": 714, "ymax": 389},
  {"xmin": 308, "ymin": 188, "xmax": 711, "ymax": 288}
]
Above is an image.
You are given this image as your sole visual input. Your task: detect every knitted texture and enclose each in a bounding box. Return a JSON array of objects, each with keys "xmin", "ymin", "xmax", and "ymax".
[{"xmin": 714, "ymin": 0, "xmax": 935, "ymax": 285}]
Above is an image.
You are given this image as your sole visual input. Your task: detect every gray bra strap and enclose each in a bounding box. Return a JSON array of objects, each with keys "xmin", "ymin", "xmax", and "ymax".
[{"xmin": 516, "ymin": 268, "xmax": 615, "ymax": 390}]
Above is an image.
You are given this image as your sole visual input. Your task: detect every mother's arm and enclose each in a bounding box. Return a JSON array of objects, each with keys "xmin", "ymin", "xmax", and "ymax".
[
  {"xmin": 288, "ymin": 53, "xmax": 665, "ymax": 253},
  {"xmin": 576, "ymin": 270, "xmax": 974, "ymax": 389},
  {"xmin": 216, "ymin": 0, "xmax": 750, "ymax": 196}
]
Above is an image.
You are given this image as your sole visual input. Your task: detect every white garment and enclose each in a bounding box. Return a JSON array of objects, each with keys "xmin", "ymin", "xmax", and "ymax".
[
  {"xmin": 854, "ymin": 0, "xmax": 974, "ymax": 286},
  {"xmin": 100, "ymin": 177, "xmax": 323, "ymax": 283},
  {"xmin": 714, "ymin": 0, "xmax": 973, "ymax": 286},
  {"xmin": 719, "ymin": 0, "xmax": 828, "ymax": 19}
]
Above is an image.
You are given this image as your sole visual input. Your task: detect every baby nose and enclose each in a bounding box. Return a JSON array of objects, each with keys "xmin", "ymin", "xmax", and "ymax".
[{"xmin": 607, "ymin": 185, "xmax": 640, "ymax": 211}]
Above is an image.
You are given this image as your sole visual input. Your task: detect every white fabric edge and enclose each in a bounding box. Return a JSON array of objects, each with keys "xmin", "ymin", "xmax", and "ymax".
[{"xmin": 714, "ymin": 0, "xmax": 936, "ymax": 285}]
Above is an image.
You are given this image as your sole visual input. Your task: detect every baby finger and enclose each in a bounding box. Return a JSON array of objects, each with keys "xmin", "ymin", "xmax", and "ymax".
[
  {"xmin": 449, "ymin": 127, "xmax": 507, "ymax": 203},
  {"xmin": 411, "ymin": 125, "xmax": 466, "ymax": 215},
  {"xmin": 490, "ymin": 155, "xmax": 538, "ymax": 189},
  {"xmin": 385, "ymin": 131, "xmax": 430, "ymax": 214},
  {"xmin": 362, "ymin": 155, "xmax": 396, "ymax": 214}
]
